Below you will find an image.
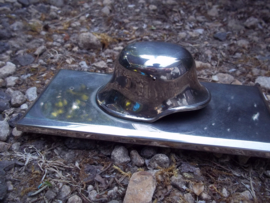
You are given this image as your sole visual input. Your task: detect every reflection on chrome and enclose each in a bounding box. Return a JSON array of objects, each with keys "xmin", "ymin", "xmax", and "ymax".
[
  {"xmin": 140, "ymin": 55, "xmax": 179, "ymax": 67},
  {"xmin": 96, "ymin": 41, "xmax": 211, "ymax": 122}
]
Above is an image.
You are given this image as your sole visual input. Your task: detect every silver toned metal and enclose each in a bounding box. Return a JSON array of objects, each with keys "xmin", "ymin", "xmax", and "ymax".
[
  {"xmin": 16, "ymin": 70, "xmax": 270, "ymax": 158},
  {"xmin": 96, "ymin": 42, "xmax": 211, "ymax": 122}
]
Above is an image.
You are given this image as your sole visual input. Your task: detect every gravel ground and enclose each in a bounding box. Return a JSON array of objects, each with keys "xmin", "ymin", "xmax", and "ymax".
[{"xmin": 1, "ymin": 0, "xmax": 270, "ymax": 202}]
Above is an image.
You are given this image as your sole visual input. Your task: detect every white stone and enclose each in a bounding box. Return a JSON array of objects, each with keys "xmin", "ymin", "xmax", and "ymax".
[
  {"xmin": 34, "ymin": 45, "xmax": 46, "ymax": 56},
  {"xmin": 88, "ymin": 190, "xmax": 97, "ymax": 201},
  {"xmin": 67, "ymin": 195, "xmax": 82, "ymax": 203},
  {"xmin": 6, "ymin": 181, "xmax": 13, "ymax": 191},
  {"xmin": 0, "ymin": 62, "xmax": 16, "ymax": 79},
  {"xmin": 149, "ymin": 4, "xmax": 157, "ymax": 10},
  {"xmin": 92, "ymin": 61, "xmax": 108, "ymax": 69},
  {"xmin": 0, "ymin": 120, "xmax": 10, "ymax": 141},
  {"xmin": 103, "ymin": 0, "xmax": 113, "ymax": 5},
  {"xmin": 101, "ymin": 6, "xmax": 110, "ymax": 15},
  {"xmin": 255, "ymin": 76, "xmax": 270, "ymax": 89},
  {"xmin": 124, "ymin": 171, "xmax": 156, "ymax": 203},
  {"xmin": 79, "ymin": 61, "xmax": 89, "ymax": 69},
  {"xmin": 111, "ymin": 145, "xmax": 130, "ymax": 164},
  {"xmin": 12, "ymin": 127, "xmax": 23, "ymax": 137},
  {"xmin": 178, "ymin": 32, "xmax": 187, "ymax": 39},
  {"xmin": 195, "ymin": 61, "xmax": 211, "ymax": 69},
  {"xmin": 78, "ymin": 32, "xmax": 101, "ymax": 50},
  {"xmin": 5, "ymin": 76, "xmax": 19, "ymax": 87},
  {"xmin": 212, "ymin": 73, "xmax": 234, "ymax": 84},
  {"xmin": 26, "ymin": 87, "xmax": 37, "ymax": 101},
  {"xmin": 222, "ymin": 188, "xmax": 229, "ymax": 197},
  {"xmin": 58, "ymin": 185, "xmax": 71, "ymax": 200}
]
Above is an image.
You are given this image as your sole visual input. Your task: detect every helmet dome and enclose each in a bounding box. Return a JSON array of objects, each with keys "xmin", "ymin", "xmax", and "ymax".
[{"xmin": 96, "ymin": 41, "xmax": 211, "ymax": 122}]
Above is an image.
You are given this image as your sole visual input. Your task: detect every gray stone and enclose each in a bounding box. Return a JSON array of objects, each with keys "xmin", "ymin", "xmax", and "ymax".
[
  {"xmin": 0, "ymin": 42, "xmax": 10, "ymax": 54},
  {"xmin": 264, "ymin": 170, "xmax": 270, "ymax": 178},
  {"xmin": 130, "ymin": 150, "xmax": 145, "ymax": 167},
  {"xmin": 58, "ymin": 185, "xmax": 71, "ymax": 200},
  {"xmin": 8, "ymin": 113, "xmax": 23, "ymax": 128},
  {"xmin": 0, "ymin": 30, "xmax": 12, "ymax": 40},
  {"xmin": 78, "ymin": 32, "xmax": 101, "ymax": 50},
  {"xmin": 0, "ymin": 172, "xmax": 7, "ymax": 201},
  {"xmin": 11, "ymin": 142, "xmax": 20, "ymax": 151},
  {"xmin": 148, "ymin": 154, "xmax": 170, "ymax": 169},
  {"xmin": 25, "ymin": 87, "xmax": 37, "ymax": 101},
  {"xmin": 107, "ymin": 186, "xmax": 118, "ymax": 199},
  {"xmin": 252, "ymin": 68, "xmax": 261, "ymax": 76},
  {"xmin": 0, "ymin": 99, "xmax": 10, "ymax": 113},
  {"xmin": 141, "ymin": 147, "xmax": 157, "ymax": 158},
  {"xmin": 255, "ymin": 76, "xmax": 270, "ymax": 89},
  {"xmin": 108, "ymin": 201, "xmax": 120, "ymax": 203},
  {"xmin": 102, "ymin": 6, "xmax": 110, "ymax": 15},
  {"xmin": 0, "ymin": 7, "xmax": 11, "ymax": 13},
  {"xmin": 212, "ymin": 73, "xmax": 234, "ymax": 84},
  {"xmin": 92, "ymin": 61, "xmax": 108, "ymax": 69},
  {"xmin": 67, "ymin": 195, "xmax": 82, "ymax": 203},
  {"xmin": 0, "ymin": 93, "xmax": 10, "ymax": 107},
  {"xmin": 244, "ymin": 17, "xmax": 259, "ymax": 29},
  {"xmin": 49, "ymin": 0, "xmax": 64, "ymax": 7},
  {"xmin": 228, "ymin": 19, "xmax": 244, "ymax": 31},
  {"xmin": 0, "ymin": 120, "xmax": 10, "ymax": 141},
  {"xmin": 240, "ymin": 190, "xmax": 252, "ymax": 200},
  {"xmin": 111, "ymin": 145, "xmax": 130, "ymax": 164},
  {"xmin": 18, "ymin": 0, "xmax": 30, "ymax": 6},
  {"xmin": 34, "ymin": 45, "xmax": 46, "ymax": 56},
  {"xmin": 14, "ymin": 54, "xmax": 35, "ymax": 66},
  {"xmin": 179, "ymin": 162, "xmax": 201, "ymax": 176},
  {"xmin": 207, "ymin": 5, "xmax": 219, "ymax": 17},
  {"xmin": 10, "ymin": 21, "xmax": 24, "ymax": 31},
  {"xmin": 213, "ymin": 32, "xmax": 227, "ymax": 41},
  {"xmin": 0, "ymin": 79, "xmax": 5, "ymax": 87},
  {"xmin": 12, "ymin": 127, "xmax": 23, "ymax": 138},
  {"xmin": 171, "ymin": 175, "xmax": 187, "ymax": 191},
  {"xmin": 0, "ymin": 62, "xmax": 16, "ymax": 79},
  {"xmin": 5, "ymin": 76, "xmax": 19, "ymax": 87},
  {"xmin": 45, "ymin": 190, "xmax": 56, "ymax": 201},
  {"xmin": 237, "ymin": 39, "xmax": 249, "ymax": 49},
  {"xmin": 11, "ymin": 91, "xmax": 26, "ymax": 107},
  {"xmin": 0, "ymin": 141, "xmax": 11, "ymax": 152},
  {"xmin": 184, "ymin": 193, "xmax": 195, "ymax": 203}
]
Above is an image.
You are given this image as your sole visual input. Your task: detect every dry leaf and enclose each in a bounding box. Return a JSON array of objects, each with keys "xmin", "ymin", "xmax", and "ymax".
[{"xmin": 193, "ymin": 182, "xmax": 204, "ymax": 196}]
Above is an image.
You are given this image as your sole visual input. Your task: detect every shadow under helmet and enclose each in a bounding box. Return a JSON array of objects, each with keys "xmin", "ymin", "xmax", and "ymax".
[{"xmin": 96, "ymin": 41, "xmax": 211, "ymax": 122}]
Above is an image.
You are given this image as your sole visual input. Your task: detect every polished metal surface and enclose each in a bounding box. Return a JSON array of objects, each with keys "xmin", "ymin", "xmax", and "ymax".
[
  {"xmin": 17, "ymin": 70, "xmax": 270, "ymax": 158},
  {"xmin": 96, "ymin": 42, "xmax": 211, "ymax": 122}
]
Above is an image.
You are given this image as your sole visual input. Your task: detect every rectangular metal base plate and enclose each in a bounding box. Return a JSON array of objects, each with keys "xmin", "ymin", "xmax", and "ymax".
[{"xmin": 17, "ymin": 70, "xmax": 270, "ymax": 158}]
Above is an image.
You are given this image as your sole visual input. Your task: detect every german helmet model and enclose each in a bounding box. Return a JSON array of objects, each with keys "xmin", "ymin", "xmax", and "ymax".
[{"xmin": 96, "ymin": 42, "xmax": 211, "ymax": 122}]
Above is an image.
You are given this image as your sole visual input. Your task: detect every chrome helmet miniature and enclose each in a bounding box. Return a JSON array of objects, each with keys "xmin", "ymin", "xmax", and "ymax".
[{"xmin": 96, "ymin": 41, "xmax": 211, "ymax": 122}]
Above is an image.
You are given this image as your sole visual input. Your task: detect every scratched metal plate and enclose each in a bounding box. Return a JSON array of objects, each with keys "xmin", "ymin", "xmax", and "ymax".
[{"xmin": 17, "ymin": 70, "xmax": 270, "ymax": 158}]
